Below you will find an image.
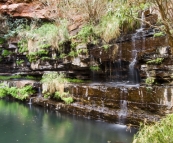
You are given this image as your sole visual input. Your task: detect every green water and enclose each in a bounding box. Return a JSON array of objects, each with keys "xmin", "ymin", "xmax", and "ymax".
[{"xmin": 0, "ymin": 99, "xmax": 137, "ymax": 143}]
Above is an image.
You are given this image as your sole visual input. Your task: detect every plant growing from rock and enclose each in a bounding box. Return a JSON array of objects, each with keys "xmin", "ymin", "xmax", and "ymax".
[
  {"xmin": 41, "ymin": 72, "xmax": 73, "ymax": 104},
  {"xmin": 90, "ymin": 66, "xmax": 100, "ymax": 71},
  {"xmin": 2, "ymin": 49, "xmax": 12, "ymax": 57},
  {"xmin": 154, "ymin": 31, "xmax": 165, "ymax": 37},
  {"xmin": 146, "ymin": 58, "xmax": 164, "ymax": 64},
  {"xmin": 145, "ymin": 77, "xmax": 155, "ymax": 85},
  {"xmin": 7, "ymin": 85, "xmax": 34, "ymax": 100},
  {"xmin": 16, "ymin": 59, "xmax": 24, "ymax": 66},
  {"xmin": 18, "ymin": 20, "xmax": 69, "ymax": 62},
  {"xmin": 0, "ymin": 83, "xmax": 34, "ymax": 100}
]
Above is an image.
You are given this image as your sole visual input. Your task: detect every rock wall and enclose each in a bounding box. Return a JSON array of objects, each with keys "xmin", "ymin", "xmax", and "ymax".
[{"xmin": 1, "ymin": 0, "xmax": 173, "ymax": 125}]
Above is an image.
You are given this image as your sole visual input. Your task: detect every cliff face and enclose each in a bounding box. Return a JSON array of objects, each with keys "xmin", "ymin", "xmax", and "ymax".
[{"xmin": 1, "ymin": 1, "xmax": 173, "ymax": 125}]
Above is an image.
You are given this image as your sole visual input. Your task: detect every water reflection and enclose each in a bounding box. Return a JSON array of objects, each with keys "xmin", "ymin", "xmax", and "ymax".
[{"xmin": 0, "ymin": 99, "xmax": 137, "ymax": 143}]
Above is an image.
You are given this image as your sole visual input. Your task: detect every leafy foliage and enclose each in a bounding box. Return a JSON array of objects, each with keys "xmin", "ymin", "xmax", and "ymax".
[
  {"xmin": 4, "ymin": 18, "xmax": 28, "ymax": 39},
  {"xmin": 0, "ymin": 83, "xmax": 34, "ymax": 100},
  {"xmin": 133, "ymin": 114, "xmax": 173, "ymax": 143},
  {"xmin": 7, "ymin": 85, "xmax": 34, "ymax": 100},
  {"xmin": 147, "ymin": 58, "xmax": 164, "ymax": 64},
  {"xmin": 16, "ymin": 60, "xmax": 24, "ymax": 66},
  {"xmin": 41, "ymin": 72, "xmax": 74, "ymax": 104},
  {"xmin": 41, "ymin": 72, "xmax": 72, "ymax": 103},
  {"xmin": 154, "ymin": 32, "xmax": 165, "ymax": 37},
  {"xmin": 145, "ymin": 77, "xmax": 155, "ymax": 85},
  {"xmin": 2, "ymin": 49, "xmax": 12, "ymax": 57},
  {"xmin": 0, "ymin": 84, "xmax": 7, "ymax": 98},
  {"xmin": 76, "ymin": 25, "xmax": 97, "ymax": 43},
  {"xmin": 55, "ymin": 91, "xmax": 73, "ymax": 104},
  {"xmin": 0, "ymin": 75, "xmax": 21, "ymax": 80},
  {"xmin": 90, "ymin": 66, "xmax": 100, "ymax": 71}
]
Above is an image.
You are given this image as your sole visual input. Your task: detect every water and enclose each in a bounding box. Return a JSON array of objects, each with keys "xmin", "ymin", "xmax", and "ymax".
[
  {"xmin": 28, "ymin": 97, "xmax": 33, "ymax": 104},
  {"xmin": 38, "ymin": 87, "xmax": 42, "ymax": 97},
  {"xmin": 118, "ymin": 88, "xmax": 128, "ymax": 123},
  {"xmin": 128, "ymin": 11, "xmax": 146, "ymax": 84},
  {"xmin": 0, "ymin": 99, "xmax": 137, "ymax": 143}
]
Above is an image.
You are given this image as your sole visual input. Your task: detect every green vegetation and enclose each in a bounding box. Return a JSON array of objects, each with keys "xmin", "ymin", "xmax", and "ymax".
[
  {"xmin": 4, "ymin": 18, "xmax": 28, "ymax": 40},
  {"xmin": 0, "ymin": 37, "xmax": 5, "ymax": 44},
  {"xmin": 0, "ymin": 75, "xmax": 39, "ymax": 80},
  {"xmin": 66, "ymin": 78, "xmax": 84, "ymax": 83},
  {"xmin": 0, "ymin": 86, "xmax": 7, "ymax": 98},
  {"xmin": 55, "ymin": 91, "xmax": 73, "ymax": 104},
  {"xmin": 7, "ymin": 85, "xmax": 34, "ymax": 100},
  {"xmin": 0, "ymin": 83, "xmax": 34, "ymax": 100},
  {"xmin": 76, "ymin": 25, "xmax": 97, "ymax": 43},
  {"xmin": 0, "ymin": 75, "xmax": 21, "ymax": 80},
  {"xmin": 133, "ymin": 114, "xmax": 173, "ymax": 143},
  {"xmin": 90, "ymin": 66, "xmax": 100, "ymax": 71},
  {"xmin": 18, "ymin": 39, "xmax": 28, "ymax": 53},
  {"xmin": 145, "ymin": 77, "xmax": 155, "ymax": 85},
  {"xmin": 2, "ymin": 49, "xmax": 12, "ymax": 57},
  {"xmin": 16, "ymin": 59, "xmax": 24, "ymax": 66},
  {"xmin": 102, "ymin": 44, "xmax": 110, "ymax": 51},
  {"xmin": 154, "ymin": 32, "xmax": 165, "ymax": 37},
  {"xmin": 41, "ymin": 72, "xmax": 73, "ymax": 104},
  {"xmin": 68, "ymin": 50, "xmax": 78, "ymax": 57},
  {"xmin": 147, "ymin": 58, "xmax": 164, "ymax": 64},
  {"xmin": 15, "ymin": 20, "xmax": 69, "ymax": 62}
]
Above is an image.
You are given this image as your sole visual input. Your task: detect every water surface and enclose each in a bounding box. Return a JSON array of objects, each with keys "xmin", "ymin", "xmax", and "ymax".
[{"xmin": 0, "ymin": 99, "xmax": 137, "ymax": 143}]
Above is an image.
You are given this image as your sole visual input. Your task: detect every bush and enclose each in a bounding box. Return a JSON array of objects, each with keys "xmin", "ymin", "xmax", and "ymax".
[
  {"xmin": 145, "ymin": 77, "xmax": 155, "ymax": 85},
  {"xmin": 133, "ymin": 114, "xmax": 173, "ymax": 143},
  {"xmin": 147, "ymin": 58, "xmax": 164, "ymax": 64},
  {"xmin": 7, "ymin": 85, "xmax": 34, "ymax": 100},
  {"xmin": 2, "ymin": 49, "xmax": 12, "ymax": 57},
  {"xmin": 55, "ymin": 91, "xmax": 73, "ymax": 104},
  {"xmin": 0, "ymin": 86, "xmax": 7, "ymax": 98},
  {"xmin": 154, "ymin": 32, "xmax": 164, "ymax": 37},
  {"xmin": 41, "ymin": 72, "xmax": 73, "ymax": 104},
  {"xmin": 0, "ymin": 83, "xmax": 34, "ymax": 100}
]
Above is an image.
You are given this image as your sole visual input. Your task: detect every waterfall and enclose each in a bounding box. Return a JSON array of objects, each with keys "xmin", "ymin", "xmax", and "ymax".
[
  {"xmin": 101, "ymin": 100, "xmax": 104, "ymax": 112},
  {"xmin": 128, "ymin": 11, "xmax": 146, "ymax": 84},
  {"xmin": 164, "ymin": 87, "xmax": 172, "ymax": 109},
  {"xmin": 128, "ymin": 49, "xmax": 139, "ymax": 84},
  {"xmin": 85, "ymin": 87, "xmax": 88, "ymax": 97},
  {"xmin": 28, "ymin": 97, "xmax": 34, "ymax": 104},
  {"xmin": 118, "ymin": 88, "xmax": 128, "ymax": 123},
  {"xmin": 115, "ymin": 42, "xmax": 123, "ymax": 82},
  {"xmin": 141, "ymin": 11, "xmax": 146, "ymax": 29},
  {"xmin": 118, "ymin": 100, "xmax": 128, "ymax": 117},
  {"xmin": 38, "ymin": 87, "xmax": 42, "ymax": 97}
]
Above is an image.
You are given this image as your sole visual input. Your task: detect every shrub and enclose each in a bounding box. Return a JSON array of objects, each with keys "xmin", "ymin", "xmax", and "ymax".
[
  {"xmin": 145, "ymin": 77, "xmax": 155, "ymax": 85},
  {"xmin": 55, "ymin": 91, "xmax": 73, "ymax": 104},
  {"xmin": 0, "ymin": 84, "xmax": 7, "ymax": 98},
  {"xmin": 41, "ymin": 72, "xmax": 73, "ymax": 104},
  {"xmin": 147, "ymin": 58, "xmax": 164, "ymax": 64},
  {"xmin": 16, "ymin": 60, "xmax": 24, "ymax": 66},
  {"xmin": 154, "ymin": 32, "xmax": 165, "ymax": 37},
  {"xmin": 0, "ymin": 75, "xmax": 21, "ymax": 80},
  {"xmin": 7, "ymin": 85, "xmax": 34, "ymax": 100},
  {"xmin": 0, "ymin": 83, "xmax": 34, "ymax": 100},
  {"xmin": 133, "ymin": 114, "xmax": 173, "ymax": 143},
  {"xmin": 76, "ymin": 25, "xmax": 97, "ymax": 43},
  {"xmin": 2, "ymin": 49, "xmax": 12, "ymax": 57}
]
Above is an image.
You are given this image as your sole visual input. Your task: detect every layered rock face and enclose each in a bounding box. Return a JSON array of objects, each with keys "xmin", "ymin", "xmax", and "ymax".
[{"xmin": 1, "ymin": 0, "xmax": 173, "ymax": 125}]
